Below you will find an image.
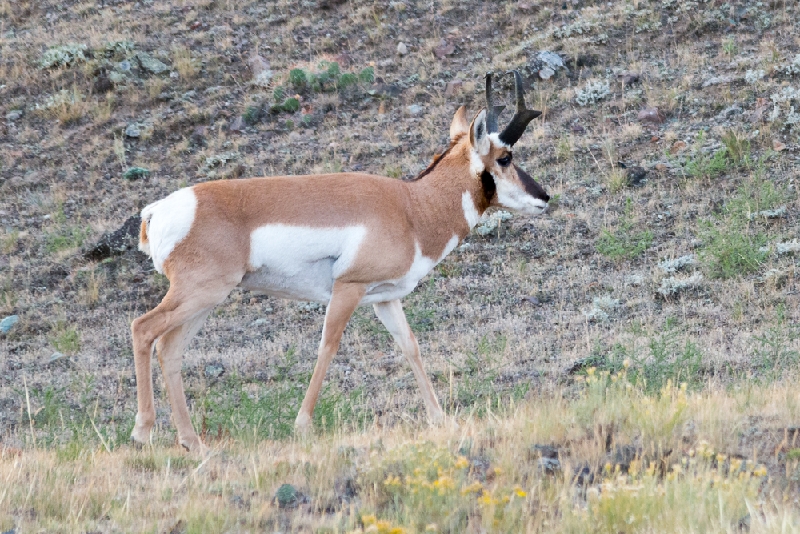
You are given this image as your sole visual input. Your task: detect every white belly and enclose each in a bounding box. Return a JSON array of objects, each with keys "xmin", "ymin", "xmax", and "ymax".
[
  {"xmin": 239, "ymin": 226, "xmax": 459, "ymax": 305},
  {"xmin": 240, "ymin": 224, "xmax": 366, "ymax": 302}
]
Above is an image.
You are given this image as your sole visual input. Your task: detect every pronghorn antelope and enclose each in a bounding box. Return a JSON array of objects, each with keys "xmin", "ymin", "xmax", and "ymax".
[{"xmin": 131, "ymin": 71, "xmax": 549, "ymax": 452}]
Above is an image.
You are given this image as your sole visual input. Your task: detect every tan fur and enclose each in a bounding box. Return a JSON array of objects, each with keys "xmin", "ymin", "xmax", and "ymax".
[{"xmin": 130, "ymin": 106, "xmax": 548, "ymax": 453}]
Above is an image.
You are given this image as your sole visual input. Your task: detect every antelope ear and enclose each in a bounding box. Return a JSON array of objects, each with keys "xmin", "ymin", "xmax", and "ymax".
[
  {"xmin": 449, "ymin": 106, "xmax": 469, "ymax": 141},
  {"xmin": 469, "ymin": 109, "xmax": 490, "ymax": 156}
]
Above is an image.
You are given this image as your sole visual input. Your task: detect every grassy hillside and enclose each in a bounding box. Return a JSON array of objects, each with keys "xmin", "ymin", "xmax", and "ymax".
[{"xmin": 1, "ymin": 0, "xmax": 799, "ymax": 531}]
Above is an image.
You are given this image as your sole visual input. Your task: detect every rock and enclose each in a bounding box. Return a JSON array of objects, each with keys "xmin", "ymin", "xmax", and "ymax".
[
  {"xmin": 396, "ymin": 42, "xmax": 408, "ymax": 56},
  {"xmin": 618, "ymin": 71, "xmax": 640, "ymax": 86},
  {"xmin": 570, "ymin": 122, "xmax": 585, "ymax": 134},
  {"xmin": 247, "ymin": 53, "xmax": 269, "ymax": 76},
  {"xmin": 638, "ymin": 107, "xmax": 666, "ymax": 124},
  {"xmin": 0, "ymin": 315, "xmax": 19, "ymax": 335},
  {"xmin": 533, "ymin": 51, "xmax": 564, "ymax": 79},
  {"xmin": 625, "ymin": 166, "xmax": 647, "ymax": 186},
  {"xmin": 136, "ymin": 52, "xmax": 169, "ymax": 75},
  {"xmin": 49, "ymin": 352, "xmax": 67, "ymax": 363},
  {"xmin": 367, "ymin": 83, "xmax": 402, "ymax": 98},
  {"xmin": 333, "ymin": 476, "xmax": 358, "ymax": 501},
  {"xmin": 750, "ymin": 98, "xmax": 769, "ymax": 124},
  {"xmin": 444, "ymin": 79, "xmax": 462, "ymax": 97},
  {"xmin": 538, "ymin": 457, "xmax": 561, "ymax": 474},
  {"xmin": 124, "ymin": 123, "xmax": 141, "ymax": 138},
  {"xmin": 84, "ymin": 215, "xmax": 141, "ymax": 260},
  {"xmin": 229, "ymin": 116, "xmax": 245, "ymax": 133},
  {"xmin": 521, "ymin": 295, "xmax": 540, "ymax": 305},
  {"xmin": 123, "ymin": 167, "xmax": 150, "ymax": 180},
  {"xmin": 93, "ymin": 70, "xmax": 114, "ymax": 93},
  {"xmin": 670, "ymin": 140, "xmax": 687, "ymax": 154},
  {"xmin": 716, "ymin": 104, "xmax": 742, "ymax": 120},
  {"xmin": 538, "ymin": 67, "xmax": 555, "ymax": 80},
  {"xmin": 433, "ymin": 39, "xmax": 455, "ymax": 59},
  {"xmin": 406, "ymin": 104, "xmax": 423, "ymax": 116},
  {"xmin": 702, "ymin": 74, "xmax": 738, "ymax": 88},
  {"xmin": 773, "ymin": 139, "xmax": 786, "ymax": 151},
  {"xmin": 5, "ymin": 110, "xmax": 22, "ymax": 122},
  {"xmin": 275, "ymin": 484, "xmax": 299, "ymax": 509},
  {"xmin": 190, "ymin": 126, "xmax": 206, "ymax": 143},
  {"xmin": 204, "ymin": 362, "xmax": 225, "ymax": 380}
]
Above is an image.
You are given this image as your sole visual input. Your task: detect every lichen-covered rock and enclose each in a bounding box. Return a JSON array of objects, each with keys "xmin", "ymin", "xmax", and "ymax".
[{"xmin": 136, "ymin": 52, "xmax": 169, "ymax": 75}]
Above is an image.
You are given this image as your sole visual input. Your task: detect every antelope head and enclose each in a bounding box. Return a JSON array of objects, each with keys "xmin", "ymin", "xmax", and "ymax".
[{"xmin": 453, "ymin": 70, "xmax": 550, "ymax": 216}]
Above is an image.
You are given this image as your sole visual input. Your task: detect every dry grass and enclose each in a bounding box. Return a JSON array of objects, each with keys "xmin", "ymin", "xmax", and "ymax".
[{"xmin": 1, "ymin": 378, "xmax": 799, "ymax": 532}]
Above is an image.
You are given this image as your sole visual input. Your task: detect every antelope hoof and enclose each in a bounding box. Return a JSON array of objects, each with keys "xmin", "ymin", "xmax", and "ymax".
[
  {"xmin": 294, "ymin": 412, "xmax": 313, "ymax": 435},
  {"xmin": 131, "ymin": 415, "xmax": 154, "ymax": 446},
  {"xmin": 180, "ymin": 435, "xmax": 209, "ymax": 456}
]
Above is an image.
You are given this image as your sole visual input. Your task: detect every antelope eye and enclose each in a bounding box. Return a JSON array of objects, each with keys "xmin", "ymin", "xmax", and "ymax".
[{"xmin": 497, "ymin": 154, "xmax": 512, "ymax": 167}]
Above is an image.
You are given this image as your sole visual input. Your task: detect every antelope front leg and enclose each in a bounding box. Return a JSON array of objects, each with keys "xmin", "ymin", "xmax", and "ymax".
[
  {"xmin": 373, "ymin": 299, "xmax": 444, "ymax": 424},
  {"xmin": 295, "ymin": 281, "xmax": 366, "ymax": 432}
]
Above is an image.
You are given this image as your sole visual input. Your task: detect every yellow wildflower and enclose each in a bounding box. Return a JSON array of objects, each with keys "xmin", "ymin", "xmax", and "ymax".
[
  {"xmin": 514, "ymin": 486, "xmax": 528, "ymax": 497},
  {"xmin": 454, "ymin": 456, "xmax": 470, "ymax": 469},
  {"xmin": 461, "ymin": 481, "xmax": 483, "ymax": 495}
]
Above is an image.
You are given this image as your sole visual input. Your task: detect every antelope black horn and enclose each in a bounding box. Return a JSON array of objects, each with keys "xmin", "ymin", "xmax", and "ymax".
[
  {"xmin": 484, "ymin": 72, "xmax": 505, "ymax": 133},
  {"xmin": 498, "ymin": 70, "xmax": 542, "ymax": 146}
]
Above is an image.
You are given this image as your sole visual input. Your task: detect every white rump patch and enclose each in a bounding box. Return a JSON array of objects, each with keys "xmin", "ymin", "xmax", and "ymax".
[
  {"xmin": 462, "ymin": 191, "xmax": 480, "ymax": 229},
  {"xmin": 140, "ymin": 187, "xmax": 197, "ymax": 274},
  {"xmin": 242, "ymin": 225, "xmax": 367, "ymax": 302}
]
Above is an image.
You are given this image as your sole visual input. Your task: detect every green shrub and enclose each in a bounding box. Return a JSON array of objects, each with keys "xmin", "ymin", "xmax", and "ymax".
[{"xmin": 596, "ymin": 198, "xmax": 653, "ymax": 260}]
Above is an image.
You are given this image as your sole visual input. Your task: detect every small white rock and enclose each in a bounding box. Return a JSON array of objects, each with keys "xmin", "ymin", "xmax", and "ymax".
[{"xmin": 396, "ymin": 42, "xmax": 408, "ymax": 56}]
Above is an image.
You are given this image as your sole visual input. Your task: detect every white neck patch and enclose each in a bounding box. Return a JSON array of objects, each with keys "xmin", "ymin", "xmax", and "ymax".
[
  {"xmin": 462, "ymin": 190, "xmax": 480, "ymax": 229},
  {"xmin": 469, "ymin": 149, "xmax": 484, "ymax": 177}
]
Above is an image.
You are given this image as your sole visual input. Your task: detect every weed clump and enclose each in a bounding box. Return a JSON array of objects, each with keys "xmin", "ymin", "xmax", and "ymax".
[
  {"xmin": 576, "ymin": 80, "xmax": 610, "ymax": 106},
  {"xmin": 596, "ymin": 198, "xmax": 653, "ymax": 261},
  {"xmin": 38, "ymin": 44, "xmax": 89, "ymax": 69}
]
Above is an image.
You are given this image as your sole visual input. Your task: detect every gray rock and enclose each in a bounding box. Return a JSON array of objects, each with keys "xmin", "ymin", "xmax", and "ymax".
[
  {"xmin": 406, "ymin": 104, "xmax": 423, "ymax": 116},
  {"xmin": 444, "ymin": 79, "xmax": 462, "ymax": 97},
  {"xmin": 5, "ymin": 110, "xmax": 22, "ymax": 122},
  {"xmin": 204, "ymin": 362, "xmax": 225, "ymax": 379},
  {"xmin": 0, "ymin": 315, "xmax": 19, "ymax": 334},
  {"xmin": 84, "ymin": 215, "xmax": 141, "ymax": 260},
  {"xmin": 702, "ymin": 74, "xmax": 739, "ymax": 88},
  {"xmin": 396, "ymin": 42, "xmax": 408, "ymax": 56},
  {"xmin": 136, "ymin": 52, "xmax": 169, "ymax": 75},
  {"xmin": 117, "ymin": 60, "xmax": 131, "ymax": 72},
  {"xmin": 124, "ymin": 123, "xmax": 141, "ymax": 138},
  {"xmin": 49, "ymin": 352, "xmax": 67, "ymax": 363},
  {"xmin": 638, "ymin": 107, "xmax": 666, "ymax": 124}
]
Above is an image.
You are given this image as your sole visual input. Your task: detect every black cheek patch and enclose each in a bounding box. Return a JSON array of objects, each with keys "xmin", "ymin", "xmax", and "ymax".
[
  {"xmin": 480, "ymin": 170, "xmax": 496, "ymax": 204},
  {"xmin": 514, "ymin": 164, "xmax": 549, "ymax": 203}
]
